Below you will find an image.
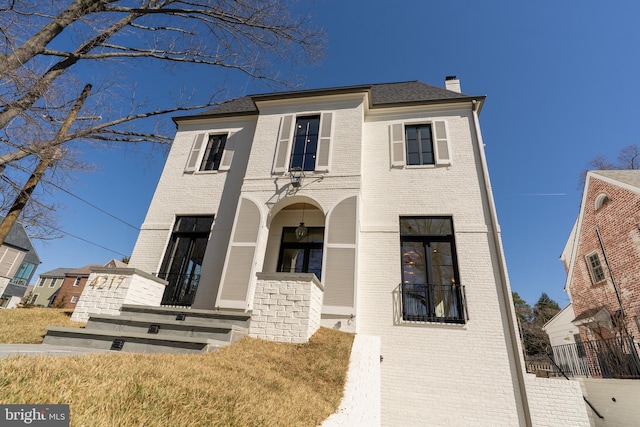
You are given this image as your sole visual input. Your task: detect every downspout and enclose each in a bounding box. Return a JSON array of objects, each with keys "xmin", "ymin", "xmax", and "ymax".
[
  {"xmin": 471, "ymin": 99, "xmax": 532, "ymax": 427},
  {"xmin": 595, "ymin": 227, "xmax": 628, "ymax": 334}
]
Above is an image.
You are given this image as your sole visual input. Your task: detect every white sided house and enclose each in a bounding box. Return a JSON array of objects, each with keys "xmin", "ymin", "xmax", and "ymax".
[{"xmin": 127, "ymin": 79, "xmax": 585, "ymax": 426}]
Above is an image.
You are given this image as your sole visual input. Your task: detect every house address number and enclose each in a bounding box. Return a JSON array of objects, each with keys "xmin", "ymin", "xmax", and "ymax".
[{"xmin": 88, "ymin": 275, "xmax": 126, "ymax": 290}]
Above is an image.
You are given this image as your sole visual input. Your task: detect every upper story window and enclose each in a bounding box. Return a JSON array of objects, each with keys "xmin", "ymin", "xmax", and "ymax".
[
  {"xmin": 390, "ymin": 121, "xmax": 451, "ymax": 168},
  {"xmin": 11, "ymin": 261, "xmax": 35, "ymax": 285},
  {"xmin": 399, "ymin": 216, "xmax": 466, "ymax": 324},
  {"xmin": 73, "ymin": 276, "xmax": 82, "ymax": 287},
  {"xmin": 405, "ymin": 124, "xmax": 434, "ymax": 165},
  {"xmin": 37, "ymin": 278, "xmax": 45, "ymax": 287},
  {"xmin": 273, "ymin": 112, "xmax": 333, "ymax": 174},
  {"xmin": 290, "ymin": 115, "xmax": 320, "ymax": 171},
  {"xmin": 49, "ymin": 278, "xmax": 59, "ymax": 288},
  {"xmin": 200, "ymin": 134, "xmax": 227, "ymax": 171},
  {"xmin": 585, "ymin": 251, "xmax": 606, "ymax": 284},
  {"xmin": 184, "ymin": 132, "xmax": 234, "ymax": 173}
]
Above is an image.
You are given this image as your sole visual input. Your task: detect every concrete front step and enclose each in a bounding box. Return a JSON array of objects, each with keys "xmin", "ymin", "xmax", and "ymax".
[
  {"xmin": 43, "ymin": 326, "xmax": 229, "ymax": 354},
  {"xmin": 85, "ymin": 314, "xmax": 248, "ymax": 342},
  {"xmin": 118, "ymin": 305, "xmax": 251, "ymax": 328},
  {"xmin": 42, "ymin": 305, "xmax": 252, "ymax": 355}
]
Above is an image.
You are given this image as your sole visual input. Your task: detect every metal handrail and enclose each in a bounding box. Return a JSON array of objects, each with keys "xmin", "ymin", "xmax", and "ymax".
[{"xmin": 400, "ymin": 283, "xmax": 467, "ymax": 324}]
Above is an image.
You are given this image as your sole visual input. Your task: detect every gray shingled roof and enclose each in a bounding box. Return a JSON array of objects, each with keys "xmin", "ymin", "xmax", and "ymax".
[
  {"xmin": 176, "ymin": 80, "xmax": 480, "ymax": 121},
  {"xmin": 38, "ymin": 267, "xmax": 73, "ymax": 278},
  {"xmin": 1, "ymin": 217, "xmax": 40, "ymax": 265},
  {"xmin": 370, "ymin": 81, "xmax": 472, "ymax": 105},
  {"xmin": 591, "ymin": 170, "xmax": 640, "ymax": 189}
]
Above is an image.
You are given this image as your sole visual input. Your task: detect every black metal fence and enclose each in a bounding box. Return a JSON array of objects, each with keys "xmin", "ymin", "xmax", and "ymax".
[
  {"xmin": 157, "ymin": 273, "xmax": 200, "ymax": 306},
  {"xmin": 400, "ymin": 283, "xmax": 467, "ymax": 324},
  {"xmin": 549, "ymin": 335, "xmax": 640, "ymax": 379}
]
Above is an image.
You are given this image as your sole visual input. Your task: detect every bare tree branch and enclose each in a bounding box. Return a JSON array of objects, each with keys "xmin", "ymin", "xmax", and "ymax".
[{"xmin": 0, "ymin": 0, "xmax": 324, "ymax": 239}]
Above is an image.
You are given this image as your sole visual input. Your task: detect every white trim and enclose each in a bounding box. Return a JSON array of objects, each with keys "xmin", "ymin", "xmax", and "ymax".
[
  {"xmin": 322, "ymin": 305, "xmax": 356, "ymax": 316},
  {"xmin": 215, "ymin": 299, "xmax": 248, "ymax": 310}
]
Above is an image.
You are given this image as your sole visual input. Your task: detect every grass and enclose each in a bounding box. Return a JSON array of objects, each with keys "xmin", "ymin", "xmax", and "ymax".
[
  {"xmin": 0, "ymin": 308, "xmax": 85, "ymax": 343},
  {"xmin": 0, "ymin": 308, "xmax": 354, "ymax": 427}
]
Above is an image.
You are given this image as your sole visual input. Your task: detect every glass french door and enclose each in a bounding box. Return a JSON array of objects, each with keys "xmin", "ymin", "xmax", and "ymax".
[
  {"xmin": 158, "ymin": 216, "xmax": 213, "ymax": 305},
  {"xmin": 401, "ymin": 238, "xmax": 460, "ymax": 321}
]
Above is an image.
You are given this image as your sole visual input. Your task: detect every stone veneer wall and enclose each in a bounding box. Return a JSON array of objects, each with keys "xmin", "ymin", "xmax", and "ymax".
[
  {"xmin": 249, "ymin": 273, "xmax": 323, "ymax": 343},
  {"xmin": 71, "ymin": 267, "xmax": 166, "ymax": 322}
]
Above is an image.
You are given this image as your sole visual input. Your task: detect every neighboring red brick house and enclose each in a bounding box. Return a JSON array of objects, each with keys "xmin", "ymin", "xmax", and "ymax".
[
  {"xmin": 53, "ymin": 259, "xmax": 127, "ymax": 309},
  {"xmin": 562, "ymin": 170, "xmax": 640, "ymax": 341}
]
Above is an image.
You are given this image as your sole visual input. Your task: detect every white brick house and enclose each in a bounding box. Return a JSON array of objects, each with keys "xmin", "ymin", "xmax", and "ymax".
[{"xmin": 128, "ymin": 79, "xmax": 579, "ymax": 426}]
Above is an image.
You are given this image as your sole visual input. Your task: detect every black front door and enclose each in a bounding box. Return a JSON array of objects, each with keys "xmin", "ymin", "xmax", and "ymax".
[{"xmin": 158, "ymin": 216, "xmax": 213, "ymax": 305}]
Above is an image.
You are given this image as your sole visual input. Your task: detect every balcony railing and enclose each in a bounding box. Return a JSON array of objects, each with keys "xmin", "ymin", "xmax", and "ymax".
[
  {"xmin": 156, "ymin": 273, "xmax": 200, "ymax": 306},
  {"xmin": 400, "ymin": 283, "xmax": 467, "ymax": 324},
  {"xmin": 549, "ymin": 335, "xmax": 640, "ymax": 379}
]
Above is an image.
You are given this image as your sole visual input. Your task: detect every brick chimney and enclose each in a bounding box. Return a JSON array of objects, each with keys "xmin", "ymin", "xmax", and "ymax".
[{"xmin": 445, "ymin": 76, "xmax": 461, "ymax": 93}]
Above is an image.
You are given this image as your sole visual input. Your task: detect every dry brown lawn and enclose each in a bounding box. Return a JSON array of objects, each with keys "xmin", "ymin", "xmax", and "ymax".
[
  {"xmin": 0, "ymin": 308, "xmax": 354, "ymax": 427},
  {"xmin": 0, "ymin": 308, "xmax": 85, "ymax": 343}
]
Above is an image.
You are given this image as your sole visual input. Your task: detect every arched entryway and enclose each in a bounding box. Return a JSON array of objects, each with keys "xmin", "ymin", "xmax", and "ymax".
[{"xmin": 263, "ymin": 198, "xmax": 326, "ymax": 278}]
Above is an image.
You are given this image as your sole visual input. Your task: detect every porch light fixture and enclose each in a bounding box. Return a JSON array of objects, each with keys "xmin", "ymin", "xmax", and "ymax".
[
  {"xmin": 295, "ymin": 203, "xmax": 308, "ymax": 240},
  {"xmin": 290, "ymin": 167, "xmax": 304, "ymax": 188}
]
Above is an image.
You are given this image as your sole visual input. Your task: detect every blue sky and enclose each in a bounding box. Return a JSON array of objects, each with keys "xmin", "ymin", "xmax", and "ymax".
[{"xmin": 27, "ymin": 0, "xmax": 640, "ymax": 307}]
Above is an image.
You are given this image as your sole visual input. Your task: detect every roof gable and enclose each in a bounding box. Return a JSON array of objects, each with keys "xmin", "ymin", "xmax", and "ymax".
[
  {"xmin": 563, "ymin": 170, "xmax": 640, "ymax": 298},
  {"xmin": 590, "ymin": 170, "xmax": 640, "ymax": 193},
  {"xmin": 0, "ymin": 217, "xmax": 40, "ymax": 265}
]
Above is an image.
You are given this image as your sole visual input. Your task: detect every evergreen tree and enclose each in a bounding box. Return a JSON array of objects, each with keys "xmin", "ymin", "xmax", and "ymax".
[{"xmin": 513, "ymin": 292, "xmax": 561, "ymax": 357}]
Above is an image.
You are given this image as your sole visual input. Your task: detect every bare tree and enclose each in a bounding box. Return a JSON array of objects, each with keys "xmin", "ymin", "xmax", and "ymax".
[
  {"xmin": 580, "ymin": 144, "xmax": 640, "ymax": 188},
  {"xmin": 0, "ymin": 0, "xmax": 324, "ymax": 237}
]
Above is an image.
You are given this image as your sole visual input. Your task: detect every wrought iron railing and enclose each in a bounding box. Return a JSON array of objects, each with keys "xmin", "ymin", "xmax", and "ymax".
[
  {"xmin": 400, "ymin": 283, "xmax": 467, "ymax": 324},
  {"xmin": 549, "ymin": 335, "xmax": 640, "ymax": 379},
  {"xmin": 156, "ymin": 273, "xmax": 200, "ymax": 306}
]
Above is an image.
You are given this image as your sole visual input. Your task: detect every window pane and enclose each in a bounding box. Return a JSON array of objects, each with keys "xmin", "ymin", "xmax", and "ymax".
[
  {"xmin": 402, "ymin": 242, "xmax": 426, "ymax": 284},
  {"xmin": 278, "ymin": 227, "xmax": 324, "ymax": 279},
  {"xmin": 400, "ymin": 217, "xmax": 452, "ymax": 236},
  {"xmin": 429, "ymin": 242, "xmax": 455, "ymax": 286},
  {"xmin": 308, "ymin": 248, "xmax": 323, "ymax": 279},
  {"xmin": 290, "ymin": 115, "xmax": 320, "ymax": 172},
  {"xmin": 434, "ymin": 284, "xmax": 459, "ymax": 318},
  {"xmin": 405, "ymin": 124, "xmax": 434, "ymax": 165},
  {"xmin": 282, "ymin": 227, "xmax": 324, "ymax": 243},
  {"xmin": 280, "ymin": 248, "xmax": 304, "ymax": 273},
  {"xmin": 402, "ymin": 283, "xmax": 429, "ymax": 319},
  {"xmin": 199, "ymin": 135, "xmax": 227, "ymax": 171},
  {"xmin": 399, "ymin": 216, "xmax": 463, "ymax": 323}
]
